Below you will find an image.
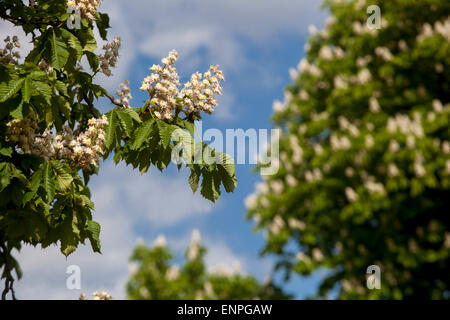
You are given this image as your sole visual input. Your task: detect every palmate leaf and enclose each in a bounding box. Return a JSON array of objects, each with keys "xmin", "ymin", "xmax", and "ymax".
[
  {"xmin": 22, "ymin": 166, "xmax": 44, "ymax": 205},
  {"xmin": 0, "ymin": 78, "xmax": 24, "ymax": 103},
  {"xmin": 33, "ymin": 80, "xmax": 52, "ymax": 104},
  {"xmin": 22, "ymin": 77, "xmax": 35, "ymax": 103},
  {"xmin": 87, "ymin": 220, "xmax": 101, "ymax": 253},
  {"xmin": 200, "ymin": 168, "xmax": 221, "ymax": 203},
  {"xmin": 105, "ymin": 109, "xmax": 119, "ymax": 149},
  {"xmin": 60, "ymin": 29, "xmax": 83, "ymax": 60},
  {"xmin": 133, "ymin": 119, "xmax": 154, "ymax": 149},
  {"xmin": 157, "ymin": 121, "xmax": 177, "ymax": 148},
  {"xmin": 117, "ymin": 109, "xmax": 134, "ymax": 137},
  {"xmin": 50, "ymin": 161, "xmax": 73, "ymax": 192},
  {"xmin": 60, "ymin": 211, "xmax": 80, "ymax": 257},
  {"xmin": 42, "ymin": 162, "xmax": 55, "ymax": 203},
  {"xmin": 188, "ymin": 166, "xmax": 201, "ymax": 193},
  {"xmin": 50, "ymin": 29, "xmax": 70, "ymax": 70},
  {"xmin": 216, "ymin": 152, "xmax": 237, "ymax": 193},
  {"xmin": 121, "ymin": 108, "xmax": 142, "ymax": 123},
  {"xmin": 9, "ymin": 99, "xmax": 25, "ymax": 119}
]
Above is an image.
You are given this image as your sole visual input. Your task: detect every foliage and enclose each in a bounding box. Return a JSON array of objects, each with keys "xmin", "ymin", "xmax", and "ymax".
[
  {"xmin": 0, "ymin": 0, "xmax": 236, "ymax": 299},
  {"xmin": 126, "ymin": 231, "xmax": 290, "ymax": 300},
  {"xmin": 246, "ymin": 0, "xmax": 450, "ymax": 299}
]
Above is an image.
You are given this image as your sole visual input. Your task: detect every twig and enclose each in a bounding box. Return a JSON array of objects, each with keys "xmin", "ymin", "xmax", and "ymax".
[
  {"xmin": 0, "ymin": 240, "xmax": 16, "ymax": 300},
  {"xmin": 105, "ymin": 93, "xmax": 125, "ymax": 108}
]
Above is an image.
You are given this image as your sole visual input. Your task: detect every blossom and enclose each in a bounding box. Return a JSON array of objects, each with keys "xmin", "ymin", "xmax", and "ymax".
[
  {"xmin": 99, "ymin": 38, "xmax": 121, "ymax": 76},
  {"xmin": 288, "ymin": 218, "xmax": 306, "ymax": 230},
  {"xmin": 116, "ymin": 80, "xmax": 132, "ymax": 107},
  {"xmin": 6, "ymin": 112, "xmax": 108, "ymax": 169},
  {"xmin": 369, "ymin": 97, "xmax": 380, "ymax": 113},
  {"xmin": 345, "ymin": 187, "xmax": 358, "ymax": 202},
  {"xmin": 0, "ymin": 36, "xmax": 21, "ymax": 65},
  {"xmin": 140, "ymin": 50, "xmax": 224, "ymax": 121},
  {"xmin": 67, "ymin": 0, "xmax": 101, "ymax": 21},
  {"xmin": 153, "ymin": 235, "xmax": 167, "ymax": 247},
  {"xmin": 375, "ymin": 47, "xmax": 394, "ymax": 61}
]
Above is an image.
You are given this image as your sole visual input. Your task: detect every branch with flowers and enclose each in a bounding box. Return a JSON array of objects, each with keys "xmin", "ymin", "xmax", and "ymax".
[{"xmin": 0, "ymin": 0, "xmax": 236, "ymax": 299}]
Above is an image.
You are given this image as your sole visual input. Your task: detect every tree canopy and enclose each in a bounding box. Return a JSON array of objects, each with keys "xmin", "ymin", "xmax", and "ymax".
[
  {"xmin": 127, "ymin": 231, "xmax": 290, "ymax": 300},
  {"xmin": 246, "ymin": 0, "xmax": 450, "ymax": 299}
]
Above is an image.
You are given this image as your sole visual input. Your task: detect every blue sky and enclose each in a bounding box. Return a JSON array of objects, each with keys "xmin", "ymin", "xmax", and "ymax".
[{"xmin": 1, "ymin": 0, "xmax": 330, "ymax": 299}]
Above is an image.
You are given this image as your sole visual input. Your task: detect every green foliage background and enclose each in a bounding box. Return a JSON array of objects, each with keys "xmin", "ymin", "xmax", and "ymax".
[
  {"xmin": 127, "ymin": 235, "xmax": 290, "ymax": 300},
  {"xmin": 247, "ymin": 0, "xmax": 450, "ymax": 299}
]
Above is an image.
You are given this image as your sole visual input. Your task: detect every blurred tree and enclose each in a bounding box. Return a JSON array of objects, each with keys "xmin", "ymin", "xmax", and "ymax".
[
  {"xmin": 246, "ymin": 0, "xmax": 450, "ymax": 299},
  {"xmin": 126, "ymin": 231, "xmax": 290, "ymax": 300}
]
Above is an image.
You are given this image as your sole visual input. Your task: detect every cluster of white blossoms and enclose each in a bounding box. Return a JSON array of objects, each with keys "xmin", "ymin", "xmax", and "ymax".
[
  {"xmin": 417, "ymin": 17, "xmax": 450, "ymax": 42},
  {"xmin": 387, "ymin": 113, "xmax": 424, "ymax": 138},
  {"xmin": 0, "ymin": 36, "xmax": 21, "ymax": 65},
  {"xmin": 115, "ymin": 80, "xmax": 132, "ymax": 107},
  {"xmin": 140, "ymin": 50, "xmax": 224, "ymax": 121},
  {"xmin": 99, "ymin": 38, "xmax": 120, "ymax": 76},
  {"xmin": 67, "ymin": 0, "xmax": 101, "ymax": 21},
  {"xmin": 187, "ymin": 229, "xmax": 201, "ymax": 260},
  {"xmin": 79, "ymin": 290, "xmax": 112, "ymax": 300},
  {"xmin": 6, "ymin": 113, "xmax": 108, "ymax": 168}
]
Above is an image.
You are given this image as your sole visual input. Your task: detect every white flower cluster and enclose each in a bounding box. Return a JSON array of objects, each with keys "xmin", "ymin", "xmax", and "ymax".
[
  {"xmin": 6, "ymin": 113, "xmax": 108, "ymax": 168},
  {"xmin": 115, "ymin": 80, "xmax": 132, "ymax": 107},
  {"xmin": 375, "ymin": 46, "xmax": 394, "ymax": 61},
  {"xmin": 67, "ymin": 0, "xmax": 101, "ymax": 21},
  {"xmin": 140, "ymin": 50, "xmax": 224, "ymax": 121},
  {"xmin": 99, "ymin": 38, "xmax": 120, "ymax": 76},
  {"xmin": 387, "ymin": 113, "xmax": 424, "ymax": 138},
  {"xmin": 417, "ymin": 18, "xmax": 450, "ymax": 42},
  {"xmin": 318, "ymin": 46, "xmax": 345, "ymax": 61},
  {"xmin": 187, "ymin": 229, "xmax": 201, "ymax": 260},
  {"xmin": 297, "ymin": 58, "xmax": 323, "ymax": 77},
  {"xmin": 0, "ymin": 36, "xmax": 21, "ymax": 65},
  {"xmin": 79, "ymin": 290, "xmax": 112, "ymax": 300}
]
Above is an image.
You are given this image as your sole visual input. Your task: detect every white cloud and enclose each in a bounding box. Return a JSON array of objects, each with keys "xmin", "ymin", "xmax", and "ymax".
[
  {"xmin": 99, "ymin": 0, "xmax": 327, "ymax": 120},
  {"xmin": 93, "ymin": 161, "xmax": 212, "ymax": 227}
]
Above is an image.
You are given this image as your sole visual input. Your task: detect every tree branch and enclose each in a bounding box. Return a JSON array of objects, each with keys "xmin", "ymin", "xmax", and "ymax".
[{"xmin": 0, "ymin": 239, "xmax": 16, "ymax": 300}]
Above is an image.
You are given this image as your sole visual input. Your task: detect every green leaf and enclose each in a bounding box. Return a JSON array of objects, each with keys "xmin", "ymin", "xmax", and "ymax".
[
  {"xmin": 117, "ymin": 109, "xmax": 133, "ymax": 137},
  {"xmin": 23, "ymin": 166, "xmax": 44, "ymax": 205},
  {"xmin": 121, "ymin": 108, "xmax": 142, "ymax": 123},
  {"xmin": 61, "ymin": 29, "xmax": 83, "ymax": 60},
  {"xmin": 0, "ymin": 78, "xmax": 25, "ymax": 103},
  {"xmin": 80, "ymin": 28, "xmax": 97, "ymax": 52},
  {"xmin": 42, "ymin": 162, "xmax": 55, "ymax": 203},
  {"xmin": 87, "ymin": 220, "xmax": 102, "ymax": 253},
  {"xmin": 95, "ymin": 12, "xmax": 110, "ymax": 40},
  {"xmin": 189, "ymin": 167, "xmax": 201, "ymax": 193},
  {"xmin": 22, "ymin": 77, "xmax": 35, "ymax": 103},
  {"xmin": 133, "ymin": 119, "xmax": 154, "ymax": 149},
  {"xmin": 60, "ymin": 212, "xmax": 79, "ymax": 257},
  {"xmin": 54, "ymin": 80, "xmax": 68, "ymax": 97},
  {"xmin": 85, "ymin": 51, "xmax": 99, "ymax": 72},
  {"xmin": 0, "ymin": 147, "xmax": 12, "ymax": 157},
  {"xmin": 33, "ymin": 80, "xmax": 52, "ymax": 104},
  {"xmin": 50, "ymin": 161, "xmax": 73, "ymax": 192},
  {"xmin": 216, "ymin": 152, "xmax": 236, "ymax": 178},
  {"xmin": 105, "ymin": 109, "xmax": 119, "ymax": 149},
  {"xmin": 200, "ymin": 168, "xmax": 220, "ymax": 203},
  {"xmin": 9, "ymin": 99, "xmax": 25, "ymax": 119},
  {"xmin": 217, "ymin": 165, "xmax": 237, "ymax": 193},
  {"xmin": 157, "ymin": 121, "xmax": 177, "ymax": 149},
  {"xmin": 50, "ymin": 29, "xmax": 70, "ymax": 70}
]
